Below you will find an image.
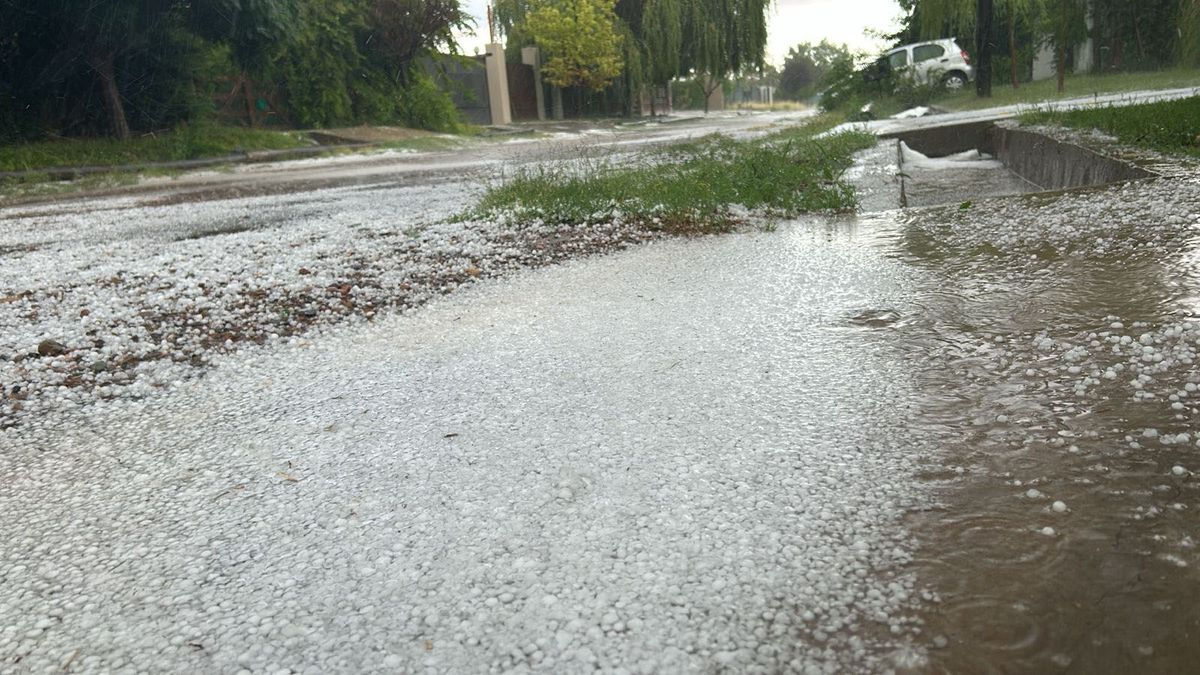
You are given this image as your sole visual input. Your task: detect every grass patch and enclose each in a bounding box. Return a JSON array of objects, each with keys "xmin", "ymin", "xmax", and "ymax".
[
  {"xmin": 464, "ymin": 119, "xmax": 875, "ymax": 233},
  {"xmin": 1019, "ymin": 95, "xmax": 1200, "ymax": 157},
  {"xmin": 0, "ymin": 124, "xmax": 311, "ymax": 173},
  {"xmin": 936, "ymin": 68, "xmax": 1200, "ymax": 112}
]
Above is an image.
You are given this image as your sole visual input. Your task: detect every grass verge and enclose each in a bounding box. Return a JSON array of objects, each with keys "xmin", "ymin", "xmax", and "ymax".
[
  {"xmin": 464, "ymin": 121, "xmax": 876, "ymax": 233},
  {"xmin": 1019, "ymin": 95, "xmax": 1200, "ymax": 157},
  {"xmin": 935, "ymin": 68, "xmax": 1200, "ymax": 112},
  {"xmin": 0, "ymin": 124, "xmax": 311, "ymax": 173}
]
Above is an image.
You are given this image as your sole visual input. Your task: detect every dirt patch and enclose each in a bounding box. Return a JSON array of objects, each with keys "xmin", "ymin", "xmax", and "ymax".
[
  {"xmin": 0, "ymin": 244, "xmax": 39, "ymax": 257},
  {"xmin": 308, "ymin": 126, "xmax": 435, "ymax": 145}
]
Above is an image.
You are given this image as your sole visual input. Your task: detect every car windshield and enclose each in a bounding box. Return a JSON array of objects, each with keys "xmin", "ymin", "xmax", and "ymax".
[{"xmin": 888, "ymin": 50, "xmax": 909, "ymax": 68}]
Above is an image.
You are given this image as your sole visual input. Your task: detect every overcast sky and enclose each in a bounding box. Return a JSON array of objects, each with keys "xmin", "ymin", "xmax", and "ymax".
[
  {"xmin": 453, "ymin": 0, "xmax": 905, "ymax": 68},
  {"xmin": 766, "ymin": 0, "xmax": 904, "ymax": 64}
]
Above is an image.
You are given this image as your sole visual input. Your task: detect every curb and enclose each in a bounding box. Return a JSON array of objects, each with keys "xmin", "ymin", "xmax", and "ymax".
[{"xmin": 0, "ymin": 142, "xmax": 380, "ymax": 181}]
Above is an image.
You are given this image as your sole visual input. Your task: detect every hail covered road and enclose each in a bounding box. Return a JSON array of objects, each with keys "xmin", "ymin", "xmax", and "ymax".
[{"xmin": 4, "ymin": 103, "xmax": 1200, "ymax": 673}]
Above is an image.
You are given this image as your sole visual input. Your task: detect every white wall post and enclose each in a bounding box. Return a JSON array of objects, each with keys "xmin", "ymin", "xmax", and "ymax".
[
  {"xmin": 521, "ymin": 47, "xmax": 545, "ymax": 121},
  {"xmin": 484, "ymin": 43, "xmax": 512, "ymax": 126}
]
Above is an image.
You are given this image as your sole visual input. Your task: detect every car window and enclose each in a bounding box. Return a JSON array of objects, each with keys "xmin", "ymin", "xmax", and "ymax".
[
  {"xmin": 913, "ymin": 44, "xmax": 945, "ymax": 62},
  {"xmin": 888, "ymin": 50, "xmax": 909, "ymax": 68}
]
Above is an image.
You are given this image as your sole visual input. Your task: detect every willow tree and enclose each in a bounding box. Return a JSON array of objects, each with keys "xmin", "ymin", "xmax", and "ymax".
[
  {"xmin": 683, "ymin": 0, "xmax": 769, "ymax": 113},
  {"xmin": 914, "ymin": 0, "xmax": 1040, "ymax": 91},
  {"xmin": 640, "ymin": 0, "xmax": 682, "ymax": 113},
  {"xmin": 497, "ymin": 0, "xmax": 766, "ymax": 115},
  {"xmin": 1183, "ymin": 0, "xmax": 1200, "ymax": 66},
  {"xmin": 367, "ymin": 0, "xmax": 472, "ymax": 82}
]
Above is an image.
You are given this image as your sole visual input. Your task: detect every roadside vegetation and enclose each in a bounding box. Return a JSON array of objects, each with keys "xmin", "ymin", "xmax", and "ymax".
[
  {"xmin": 0, "ymin": 126, "xmax": 310, "ymax": 174},
  {"xmin": 769, "ymin": 1, "xmax": 1200, "ymax": 119},
  {"xmin": 466, "ymin": 122, "xmax": 875, "ymax": 232},
  {"xmin": 1020, "ymin": 95, "xmax": 1200, "ymax": 157},
  {"xmin": 0, "ymin": 2, "xmax": 470, "ymax": 144},
  {"xmin": 937, "ymin": 68, "xmax": 1200, "ymax": 111}
]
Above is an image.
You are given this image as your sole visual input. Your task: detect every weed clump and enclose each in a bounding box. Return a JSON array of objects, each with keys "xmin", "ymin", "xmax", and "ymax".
[{"xmin": 467, "ymin": 125, "xmax": 876, "ymax": 233}]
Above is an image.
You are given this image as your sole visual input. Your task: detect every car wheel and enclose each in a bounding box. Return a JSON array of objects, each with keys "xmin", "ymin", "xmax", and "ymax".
[{"xmin": 943, "ymin": 72, "xmax": 968, "ymax": 90}]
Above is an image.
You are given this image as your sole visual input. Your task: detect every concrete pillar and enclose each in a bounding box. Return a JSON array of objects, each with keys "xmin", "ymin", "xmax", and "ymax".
[
  {"xmin": 521, "ymin": 46, "xmax": 545, "ymax": 121},
  {"xmin": 484, "ymin": 43, "xmax": 512, "ymax": 126}
]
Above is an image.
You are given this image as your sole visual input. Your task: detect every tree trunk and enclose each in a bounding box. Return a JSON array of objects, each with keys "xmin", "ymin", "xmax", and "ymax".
[
  {"xmin": 649, "ymin": 85, "xmax": 657, "ymax": 117},
  {"xmin": 975, "ymin": 0, "xmax": 994, "ymax": 97},
  {"xmin": 242, "ymin": 75, "xmax": 257, "ymax": 128},
  {"xmin": 623, "ymin": 74, "xmax": 635, "ymax": 117},
  {"xmin": 701, "ymin": 76, "xmax": 722, "ymax": 114},
  {"xmin": 1057, "ymin": 0, "xmax": 1067, "ymax": 93},
  {"xmin": 1134, "ymin": 13, "xmax": 1146, "ymax": 60},
  {"xmin": 551, "ymin": 86, "xmax": 564, "ymax": 120},
  {"xmin": 89, "ymin": 52, "xmax": 129, "ymax": 140},
  {"xmin": 1008, "ymin": 2, "xmax": 1019, "ymax": 89}
]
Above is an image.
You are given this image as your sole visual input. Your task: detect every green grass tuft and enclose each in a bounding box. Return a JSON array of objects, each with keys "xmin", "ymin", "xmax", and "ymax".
[
  {"xmin": 465, "ymin": 122, "xmax": 876, "ymax": 233},
  {"xmin": 1020, "ymin": 95, "xmax": 1200, "ymax": 157}
]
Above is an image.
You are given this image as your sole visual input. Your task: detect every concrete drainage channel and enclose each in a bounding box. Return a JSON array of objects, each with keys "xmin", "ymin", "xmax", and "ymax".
[{"xmin": 884, "ymin": 120, "xmax": 1159, "ymax": 208}]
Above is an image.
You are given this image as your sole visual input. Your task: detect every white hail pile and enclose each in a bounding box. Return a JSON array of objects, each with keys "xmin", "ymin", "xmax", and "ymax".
[
  {"xmin": 2, "ymin": 220, "xmax": 932, "ymax": 673},
  {"xmin": 0, "ymin": 179, "xmax": 653, "ymax": 429},
  {"xmin": 904, "ymin": 176, "xmax": 1200, "ymax": 260}
]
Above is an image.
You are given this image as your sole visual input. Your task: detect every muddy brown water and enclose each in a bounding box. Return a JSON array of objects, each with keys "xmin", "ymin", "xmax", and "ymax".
[{"xmin": 883, "ymin": 217, "xmax": 1200, "ymax": 672}]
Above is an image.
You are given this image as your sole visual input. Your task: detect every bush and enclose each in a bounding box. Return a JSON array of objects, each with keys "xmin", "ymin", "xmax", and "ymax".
[
  {"xmin": 891, "ymin": 75, "xmax": 946, "ymax": 110},
  {"xmin": 819, "ymin": 60, "xmax": 944, "ymax": 116},
  {"xmin": 268, "ymin": 0, "xmax": 365, "ymax": 128},
  {"xmin": 399, "ymin": 71, "xmax": 463, "ymax": 132}
]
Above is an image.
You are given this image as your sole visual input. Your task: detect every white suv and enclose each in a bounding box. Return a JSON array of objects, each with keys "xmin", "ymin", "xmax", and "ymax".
[{"xmin": 884, "ymin": 39, "xmax": 975, "ymax": 89}]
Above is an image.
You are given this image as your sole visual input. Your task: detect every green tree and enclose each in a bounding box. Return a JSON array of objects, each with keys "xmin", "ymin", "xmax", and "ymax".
[
  {"xmin": 778, "ymin": 41, "xmax": 851, "ymax": 100},
  {"xmin": 0, "ymin": 0, "xmax": 189, "ymax": 139},
  {"xmin": 1089, "ymin": 0, "xmax": 1181, "ymax": 70},
  {"xmin": 683, "ymin": 0, "xmax": 770, "ymax": 112},
  {"xmin": 367, "ymin": 0, "xmax": 472, "ymax": 82},
  {"xmin": 524, "ymin": 0, "xmax": 624, "ymax": 90},
  {"xmin": 1182, "ymin": 0, "xmax": 1200, "ymax": 66},
  {"xmin": 190, "ymin": 0, "xmax": 298, "ymax": 74},
  {"xmin": 640, "ymin": 0, "xmax": 682, "ymax": 112},
  {"xmin": 912, "ymin": 0, "xmax": 1038, "ymax": 92}
]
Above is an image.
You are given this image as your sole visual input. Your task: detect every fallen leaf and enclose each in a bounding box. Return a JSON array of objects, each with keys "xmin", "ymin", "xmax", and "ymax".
[{"xmin": 276, "ymin": 471, "xmax": 299, "ymax": 483}]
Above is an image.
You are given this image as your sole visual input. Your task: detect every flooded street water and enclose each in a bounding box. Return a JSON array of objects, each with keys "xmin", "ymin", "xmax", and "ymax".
[{"xmin": 880, "ymin": 189, "xmax": 1200, "ymax": 668}]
